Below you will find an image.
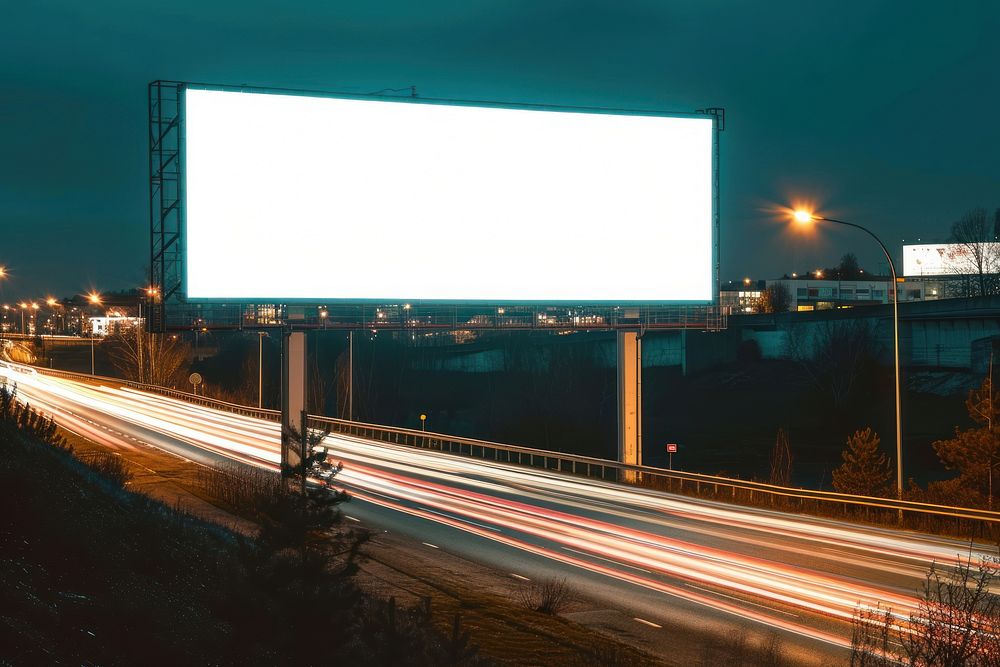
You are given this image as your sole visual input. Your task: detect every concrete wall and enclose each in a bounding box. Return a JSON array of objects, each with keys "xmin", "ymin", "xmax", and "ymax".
[
  {"xmin": 395, "ymin": 296, "xmax": 1000, "ymax": 379},
  {"xmin": 736, "ymin": 295, "xmax": 1000, "ymax": 371}
]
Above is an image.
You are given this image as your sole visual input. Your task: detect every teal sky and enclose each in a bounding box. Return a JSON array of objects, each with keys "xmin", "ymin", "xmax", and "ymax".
[{"xmin": 1, "ymin": 0, "xmax": 998, "ymax": 300}]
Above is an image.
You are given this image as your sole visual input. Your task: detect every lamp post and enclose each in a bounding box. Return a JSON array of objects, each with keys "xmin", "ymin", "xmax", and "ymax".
[
  {"xmin": 257, "ymin": 330, "xmax": 268, "ymax": 408},
  {"xmin": 348, "ymin": 330, "xmax": 353, "ymax": 421},
  {"xmin": 136, "ymin": 287, "xmax": 159, "ymax": 384},
  {"xmin": 0, "ymin": 267, "xmax": 6, "ymax": 340},
  {"xmin": 792, "ymin": 209, "xmax": 903, "ymax": 499},
  {"xmin": 87, "ymin": 292, "xmax": 102, "ymax": 375}
]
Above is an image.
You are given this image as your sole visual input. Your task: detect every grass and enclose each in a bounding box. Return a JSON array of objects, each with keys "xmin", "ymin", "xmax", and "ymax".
[
  {"xmin": 0, "ymin": 423, "xmax": 502, "ymax": 665},
  {"xmin": 2, "ymin": 419, "xmax": 672, "ymax": 666}
]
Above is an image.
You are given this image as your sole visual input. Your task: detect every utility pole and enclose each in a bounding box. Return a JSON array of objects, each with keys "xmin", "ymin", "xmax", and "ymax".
[
  {"xmin": 348, "ymin": 329, "xmax": 354, "ymax": 421},
  {"xmin": 137, "ymin": 298, "xmax": 144, "ymax": 384},
  {"xmin": 990, "ymin": 350, "xmax": 995, "ymax": 511},
  {"xmin": 257, "ymin": 331, "xmax": 267, "ymax": 408}
]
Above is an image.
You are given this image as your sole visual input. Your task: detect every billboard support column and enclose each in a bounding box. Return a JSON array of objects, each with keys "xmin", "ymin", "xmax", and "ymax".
[
  {"xmin": 617, "ymin": 330, "xmax": 642, "ymax": 483},
  {"xmin": 281, "ymin": 330, "xmax": 307, "ymax": 490}
]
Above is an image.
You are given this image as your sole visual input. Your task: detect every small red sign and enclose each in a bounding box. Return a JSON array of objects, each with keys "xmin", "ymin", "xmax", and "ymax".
[{"xmin": 666, "ymin": 443, "xmax": 678, "ymax": 453}]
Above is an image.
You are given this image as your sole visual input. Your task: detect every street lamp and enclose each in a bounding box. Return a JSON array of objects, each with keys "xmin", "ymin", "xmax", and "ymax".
[
  {"xmin": 792, "ymin": 208, "xmax": 903, "ymax": 500},
  {"xmin": 256, "ymin": 331, "xmax": 268, "ymax": 408},
  {"xmin": 45, "ymin": 297, "xmax": 66, "ymax": 334},
  {"xmin": 86, "ymin": 292, "xmax": 102, "ymax": 374}
]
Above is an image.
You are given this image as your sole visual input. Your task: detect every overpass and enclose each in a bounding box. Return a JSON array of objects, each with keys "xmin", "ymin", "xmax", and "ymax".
[
  {"xmin": 2, "ymin": 361, "xmax": 998, "ymax": 663},
  {"xmin": 737, "ymin": 295, "xmax": 1000, "ymax": 372}
]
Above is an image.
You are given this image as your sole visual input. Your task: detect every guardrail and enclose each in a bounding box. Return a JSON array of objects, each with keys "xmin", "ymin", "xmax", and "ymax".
[
  {"xmin": 18, "ymin": 362, "xmax": 1000, "ymax": 537},
  {"xmin": 313, "ymin": 416, "xmax": 1000, "ymax": 529}
]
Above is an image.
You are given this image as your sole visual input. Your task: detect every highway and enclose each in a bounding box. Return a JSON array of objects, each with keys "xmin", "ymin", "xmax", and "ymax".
[{"xmin": 5, "ymin": 365, "xmax": 997, "ymax": 663}]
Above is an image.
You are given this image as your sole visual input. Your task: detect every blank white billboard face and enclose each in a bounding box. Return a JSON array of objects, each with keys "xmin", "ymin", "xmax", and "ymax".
[{"xmin": 184, "ymin": 88, "xmax": 715, "ymax": 302}]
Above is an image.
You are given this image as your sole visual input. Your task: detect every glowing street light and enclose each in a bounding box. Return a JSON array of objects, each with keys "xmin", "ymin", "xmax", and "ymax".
[
  {"xmin": 793, "ymin": 210, "xmax": 813, "ymax": 224},
  {"xmin": 791, "ymin": 207, "xmax": 903, "ymax": 502},
  {"xmin": 84, "ymin": 292, "xmax": 103, "ymax": 374}
]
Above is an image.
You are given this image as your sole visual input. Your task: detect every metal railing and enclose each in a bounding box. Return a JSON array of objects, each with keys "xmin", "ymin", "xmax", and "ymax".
[{"xmin": 19, "ymin": 363, "xmax": 1000, "ymax": 535}]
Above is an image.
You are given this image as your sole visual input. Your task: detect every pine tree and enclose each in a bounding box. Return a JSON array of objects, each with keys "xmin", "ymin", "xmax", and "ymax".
[
  {"xmin": 965, "ymin": 373, "xmax": 999, "ymax": 431},
  {"xmin": 932, "ymin": 375, "xmax": 1000, "ymax": 508},
  {"xmin": 832, "ymin": 427, "xmax": 892, "ymax": 497}
]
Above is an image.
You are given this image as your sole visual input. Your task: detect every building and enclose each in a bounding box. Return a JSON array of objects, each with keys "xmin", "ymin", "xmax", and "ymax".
[
  {"xmin": 765, "ymin": 278, "xmax": 925, "ymax": 312},
  {"xmin": 720, "ymin": 279, "xmax": 765, "ymax": 313},
  {"xmin": 89, "ymin": 316, "xmax": 143, "ymax": 337}
]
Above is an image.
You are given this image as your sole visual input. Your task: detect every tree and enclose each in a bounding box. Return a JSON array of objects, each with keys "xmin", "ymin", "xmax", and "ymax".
[
  {"xmin": 786, "ymin": 319, "xmax": 879, "ymax": 409},
  {"xmin": 948, "ymin": 207, "xmax": 1000, "ymax": 297},
  {"xmin": 108, "ymin": 329, "xmax": 190, "ymax": 387},
  {"xmin": 850, "ymin": 558, "xmax": 1000, "ymax": 667},
  {"xmin": 0, "ymin": 384, "xmax": 68, "ymax": 450},
  {"xmin": 759, "ymin": 283, "xmax": 791, "ymax": 313},
  {"xmin": 932, "ymin": 375, "xmax": 1000, "ymax": 509},
  {"xmin": 966, "ymin": 370, "xmax": 1000, "ymax": 431},
  {"xmin": 769, "ymin": 428, "xmax": 792, "ymax": 486},
  {"xmin": 838, "ymin": 252, "xmax": 862, "ymax": 280},
  {"xmin": 831, "ymin": 427, "xmax": 892, "ymax": 497}
]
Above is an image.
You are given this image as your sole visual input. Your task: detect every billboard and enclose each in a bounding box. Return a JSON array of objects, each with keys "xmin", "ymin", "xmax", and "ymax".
[
  {"xmin": 182, "ymin": 87, "xmax": 716, "ymax": 303},
  {"xmin": 903, "ymin": 243, "xmax": 1000, "ymax": 277}
]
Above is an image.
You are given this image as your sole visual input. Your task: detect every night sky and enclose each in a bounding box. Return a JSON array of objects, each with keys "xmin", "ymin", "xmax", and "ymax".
[{"xmin": 2, "ymin": 0, "xmax": 998, "ymax": 302}]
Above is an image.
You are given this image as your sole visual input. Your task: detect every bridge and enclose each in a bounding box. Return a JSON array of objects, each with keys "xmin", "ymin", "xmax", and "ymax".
[{"xmin": 2, "ymin": 360, "xmax": 997, "ymax": 662}]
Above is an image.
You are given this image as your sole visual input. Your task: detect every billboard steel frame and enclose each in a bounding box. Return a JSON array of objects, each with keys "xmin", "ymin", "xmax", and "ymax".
[{"xmin": 148, "ymin": 81, "xmax": 184, "ymax": 332}]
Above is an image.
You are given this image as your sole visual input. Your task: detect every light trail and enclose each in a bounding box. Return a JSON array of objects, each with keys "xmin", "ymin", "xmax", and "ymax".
[{"xmin": 4, "ymin": 365, "xmax": 995, "ymax": 655}]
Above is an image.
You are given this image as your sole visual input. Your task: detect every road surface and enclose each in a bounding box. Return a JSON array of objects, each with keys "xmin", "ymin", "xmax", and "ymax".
[{"xmin": 5, "ymin": 366, "xmax": 996, "ymax": 663}]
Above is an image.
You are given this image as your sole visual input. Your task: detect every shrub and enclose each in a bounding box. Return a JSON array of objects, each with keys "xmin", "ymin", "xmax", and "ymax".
[
  {"xmin": 515, "ymin": 577, "xmax": 575, "ymax": 615},
  {"xmin": 78, "ymin": 450, "xmax": 133, "ymax": 487}
]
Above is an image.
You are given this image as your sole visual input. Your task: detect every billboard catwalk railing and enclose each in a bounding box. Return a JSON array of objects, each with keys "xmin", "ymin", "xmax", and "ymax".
[{"xmin": 162, "ymin": 303, "xmax": 729, "ymax": 331}]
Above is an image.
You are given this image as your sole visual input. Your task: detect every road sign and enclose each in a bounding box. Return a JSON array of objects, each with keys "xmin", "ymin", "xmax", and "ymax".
[
  {"xmin": 666, "ymin": 443, "xmax": 678, "ymax": 471},
  {"xmin": 189, "ymin": 372, "xmax": 203, "ymax": 395},
  {"xmin": 420, "ymin": 413, "xmax": 427, "ymax": 432}
]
